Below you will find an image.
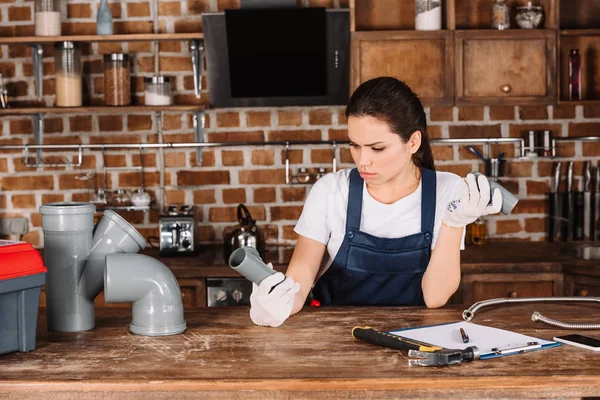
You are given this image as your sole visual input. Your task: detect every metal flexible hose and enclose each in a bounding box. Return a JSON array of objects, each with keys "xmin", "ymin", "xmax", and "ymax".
[{"xmin": 462, "ymin": 296, "xmax": 600, "ymax": 329}]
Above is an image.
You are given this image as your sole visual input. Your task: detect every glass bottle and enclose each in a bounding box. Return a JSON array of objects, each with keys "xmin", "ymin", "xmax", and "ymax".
[
  {"xmin": 492, "ymin": 0, "xmax": 510, "ymax": 30},
  {"xmin": 415, "ymin": 0, "xmax": 442, "ymax": 31},
  {"xmin": 35, "ymin": 0, "xmax": 61, "ymax": 36},
  {"xmin": 144, "ymin": 76, "xmax": 172, "ymax": 105},
  {"xmin": 54, "ymin": 41, "xmax": 82, "ymax": 107},
  {"xmin": 569, "ymin": 49, "xmax": 581, "ymax": 101},
  {"xmin": 471, "ymin": 217, "xmax": 488, "ymax": 246},
  {"xmin": 97, "ymin": 0, "xmax": 113, "ymax": 35},
  {"xmin": 104, "ymin": 53, "xmax": 131, "ymax": 106}
]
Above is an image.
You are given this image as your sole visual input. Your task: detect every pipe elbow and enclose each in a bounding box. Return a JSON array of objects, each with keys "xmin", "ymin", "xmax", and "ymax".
[{"xmin": 105, "ymin": 254, "xmax": 186, "ymax": 336}]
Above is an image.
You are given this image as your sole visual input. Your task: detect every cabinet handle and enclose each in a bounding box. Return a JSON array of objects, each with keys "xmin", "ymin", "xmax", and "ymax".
[
  {"xmin": 576, "ymin": 288, "xmax": 589, "ymax": 297},
  {"xmin": 501, "ymin": 85, "xmax": 512, "ymax": 94},
  {"xmin": 508, "ymin": 291, "xmax": 519, "ymax": 298}
]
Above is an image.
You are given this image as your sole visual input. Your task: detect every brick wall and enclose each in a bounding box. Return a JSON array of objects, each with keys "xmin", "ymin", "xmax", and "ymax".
[{"xmin": 1, "ymin": 0, "xmax": 599, "ymax": 248}]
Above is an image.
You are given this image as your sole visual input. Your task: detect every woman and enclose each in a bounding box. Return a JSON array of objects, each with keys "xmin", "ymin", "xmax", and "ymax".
[{"xmin": 250, "ymin": 77, "xmax": 502, "ymax": 327}]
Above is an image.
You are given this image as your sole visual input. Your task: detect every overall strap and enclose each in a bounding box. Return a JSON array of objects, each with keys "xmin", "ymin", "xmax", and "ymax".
[
  {"xmin": 345, "ymin": 168, "xmax": 364, "ymax": 233},
  {"xmin": 420, "ymin": 168, "xmax": 437, "ymax": 233}
]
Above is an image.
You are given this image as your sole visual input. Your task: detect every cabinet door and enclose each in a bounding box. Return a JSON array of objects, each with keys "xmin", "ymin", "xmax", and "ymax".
[
  {"xmin": 456, "ymin": 30, "xmax": 556, "ymax": 105},
  {"xmin": 461, "ymin": 273, "xmax": 564, "ymax": 304},
  {"xmin": 352, "ymin": 31, "xmax": 455, "ymax": 106},
  {"xmin": 565, "ymin": 274, "xmax": 600, "ymax": 297},
  {"xmin": 178, "ymin": 279, "xmax": 206, "ymax": 307}
]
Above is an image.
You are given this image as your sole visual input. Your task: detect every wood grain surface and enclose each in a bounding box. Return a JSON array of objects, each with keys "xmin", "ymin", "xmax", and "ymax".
[{"xmin": 1, "ymin": 304, "xmax": 600, "ymax": 399}]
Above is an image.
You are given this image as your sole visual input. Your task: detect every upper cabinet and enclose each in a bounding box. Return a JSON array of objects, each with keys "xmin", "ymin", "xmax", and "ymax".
[{"xmin": 350, "ymin": 0, "xmax": 599, "ymax": 106}]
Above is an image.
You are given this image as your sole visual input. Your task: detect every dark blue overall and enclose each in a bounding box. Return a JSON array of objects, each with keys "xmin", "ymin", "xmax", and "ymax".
[{"xmin": 313, "ymin": 168, "xmax": 436, "ymax": 306}]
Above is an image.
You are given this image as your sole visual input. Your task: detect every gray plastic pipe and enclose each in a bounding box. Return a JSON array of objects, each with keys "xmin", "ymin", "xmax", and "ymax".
[
  {"xmin": 229, "ymin": 246, "xmax": 275, "ymax": 285},
  {"xmin": 105, "ymin": 254, "xmax": 186, "ymax": 336},
  {"xmin": 41, "ymin": 203, "xmax": 146, "ymax": 332}
]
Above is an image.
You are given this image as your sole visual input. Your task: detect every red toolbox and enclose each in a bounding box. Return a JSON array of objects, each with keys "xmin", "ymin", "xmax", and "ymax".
[{"xmin": 0, "ymin": 240, "xmax": 47, "ymax": 355}]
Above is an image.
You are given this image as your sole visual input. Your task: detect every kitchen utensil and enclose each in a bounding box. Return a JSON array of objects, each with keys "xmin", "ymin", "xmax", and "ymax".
[
  {"xmin": 594, "ymin": 167, "xmax": 600, "ymax": 241},
  {"xmin": 583, "ymin": 162, "xmax": 592, "ymax": 240},
  {"xmin": 485, "ymin": 158, "xmax": 506, "ymax": 179},
  {"xmin": 466, "ymin": 145, "xmax": 487, "ymax": 162},
  {"xmin": 472, "ymin": 172, "xmax": 519, "ymax": 215},
  {"xmin": 548, "ymin": 162, "xmax": 562, "ymax": 242},
  {"xmin": 158, "ymin": 205, "xmax": 197, "ymax": 255},
  {"xmin": 562, "ymin": 161, "xmax": 574, "ymax": 241},
  {"xmin": 223, "ymin": 204, "xmax": 263, "ymax": 260}
]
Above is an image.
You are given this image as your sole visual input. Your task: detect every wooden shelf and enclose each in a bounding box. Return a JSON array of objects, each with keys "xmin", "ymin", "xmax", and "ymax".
[
  {"xmin": 560, "ymin": 29, "xmax": 600, "ymax": 36},
  {"xmin": 557, "ymin": 99, "xmax": 600, "ymax": 105},
  {"xmin": 0, "ymin": 105, "xmax": 205, "ymax": 116},
  {"xmin": 0, "ymin": 33, "xmax": 203, "ymax": 45}
]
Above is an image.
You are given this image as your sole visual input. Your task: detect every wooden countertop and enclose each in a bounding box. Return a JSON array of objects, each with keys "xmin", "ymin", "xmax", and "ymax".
[
  {"xmin": 139, "ymin": 241, "xmax": 597, "ymax": 278},
  {"xmin": 1, "ymin": 305, "xmax": 600, "ymax": 398}
]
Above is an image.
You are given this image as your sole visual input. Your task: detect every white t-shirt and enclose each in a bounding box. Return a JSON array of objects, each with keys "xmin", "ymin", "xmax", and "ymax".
[{"xmin": 294, "ymin": 169, "xmax": 465, "ymax": 279}]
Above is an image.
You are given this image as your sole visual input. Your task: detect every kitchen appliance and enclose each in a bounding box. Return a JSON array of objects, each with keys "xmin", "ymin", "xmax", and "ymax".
[
  {"xmin": 159, "ymin": 205, "xmax": 197, "ymax": 256},
  {"xmin": 206, "ymin": 278, "xmax": 252, "ymax": 307},
  {"xmin": 223, "ymin": 204, "xmax": 263, "ymax": 260}
]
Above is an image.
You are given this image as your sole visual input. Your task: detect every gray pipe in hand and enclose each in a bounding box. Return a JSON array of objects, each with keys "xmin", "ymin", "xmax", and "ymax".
[
  {"xmin": 472, "ymin": 172, "xmax": 519, "ymax": 215},
  {"xmin": 229, "ymin": 246, "xmax": 276, "ymax": 285}
]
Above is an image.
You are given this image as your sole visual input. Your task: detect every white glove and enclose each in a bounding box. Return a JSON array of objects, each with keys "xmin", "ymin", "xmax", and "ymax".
[
  {"xmin": 443, "ymin": 173, "xmax": 503, "ymax": 228},
  {"xmin": 249, "ymin": 263, "xmax": 300, "ymax": 327}
]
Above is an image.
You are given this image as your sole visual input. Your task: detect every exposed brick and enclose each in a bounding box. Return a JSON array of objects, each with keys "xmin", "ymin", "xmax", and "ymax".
[
  {"xmin": 583, "ymin": 104, "xmax": 600, "ymax": 118},
  {"xmin": 222, "ymin": 188, "xmax": 246, "ymax": 204},
  {"xmin": 555, "ymin": 142, "xmax": 576, "ymax": 157},
  {"xmin": 104, "ymin": 154, "xmax": 127, "ymax": 167},
  {"xmin": 281, "ymin": 149, "xmax": 303, "ymax": 164},
  {"xmin": 569, "ymin": 123, "xmax": 600, "ymax": 137},
  {"xmin": 308, "ymin": 149, "xmax": 330, "ymax": 164},
  {"xmin": 164, "ymin": 152, "xmax": 187, "ymax": 167},
  {"xmin": 251, "ymin": 149, "xmax": 274, "ymax": 165},
  {"xmin": 158, "ymin": 56, "xmax": 192, "ymax": 72},
  {"xmin": 6, "ymin": 81, "xmax": 28, "ymax": 97},
  {"xmin": 127, "ymin": 115, "xmax": 153, "ymax": 131},
  {"xmin": 174, "ymin": 20, "xmax": 204, "ymax": 33},
  {"xmin": 159, "ymin": 2, "xmax": 181, "ymax": 15},
  {"xmin": 69, "ymin": 116, "xmax": 93, "ymax": 132},
  {"xmin": 489, "ymin": 106, "xmax": 514, "ymax": 120},
  {"xmin": 435, "ymin": 164, "xmax": 472, "ymax": 177},
  {"xmin": 458, "ymin": 144, "xmax": 484, "ymax": 160},
  {"xmin": 136, "ymin": 56, "xmax": 154, "ymax": 73},
  {"xmin": 281, "ymin": 187, "xmax": 306, "ymax": 202},
  {"xmin": 309, "ymin": 109, "xmax": 332, "ymax": 125},
  {"xmin": 209, "ymin": 206, "xmax": 264, "ymax": 223},
  {"xmin": 0, "ymin": 158, "xmax": 7, "ymax": 173},
  {"xmin": 159, "ymin": 41, "xmax": 181, "ymax": 53},
  {"xmin": 282, "ymin": 225, "xmax": 299, "ymax": 240},
  {"xmin": 525, "ymin": 217, "xmax": 545, "ymax": 233},
  {"xmin": 216, "ymin": 112, "xmax": 240, "ymax": 128},
  {"xmin": 41, "ymin": 194, "xmax": 63, "ymax": 204},
  {"xmin": 497, "ymin": 180, "xmax": 519, "ymax": 196},
  {"xmin": 268, "ymin": 130, "xmax": 322, "ymax": 142},
  {"xmin": 8, "ymin": 6, "xmax": 31, "ymax": 21},
  {"xmin": 583, "ymin": 142, "xmax": 600, "ymax": 157},
  {"xmin": 2, "ymin": 175, "xmax": 53, "ymax": 190},
  {"xmin": 239, "ymin": 169, "xmax": 286, "ymax": 184},
  {"xmin": 165, "ymin": 190, "xmax": 186, "ymax": 204},
  {"xmin": 246, "ymin": 111, "xmax": 271, "ymax": 127},
  {"xmin": 132, "ymin": 153, "xmax": 156, "ymax": 168},
  {"xmin": 208, "ymin": 131, "xmax": 265, "ymax": 143},
  {"xmin": 118, "ymin": 171, "xmax": 159, "ymax": 188},
  {"xmin": 427, "ymin": 126, "xmax": 442, "ymax": 139},
  {"xmin": 113, "ymin": 21, "xmax": 153, "ymax": 34},
  {"xmin": 190, "ymin": 151, "xmax": 215, "ymax": 167},
  {"xmin": 31, "ymin": 212, "xmax": 42, "ymax": 227},
  {"xmin": 90, "ymin": 134, "xmax": 140, "ymax": 145},
  {"xmin": 98, "ymin": 115, "xmax": 123, "ymax": 132},
  {"xmin": 11, "ymin": 194, "xmax": 36, "ymax": 209},
  {"xmin": 552, "ymin": 104, "xmax": 576, "ymax": 119},
  {"xmin": 449, "ymin": 125, "xmax": 501, "ymax": 139},
  {"xmin": 278, "ymin": 111, "xmax": 303, "ymax": 126},
  {"xmin": 198, "ymin": 225, "xmax": 216, "ymax": 242},
  {"xmin": 270, "ymin": 206, "xmax": 303, "ymax": 221},
  {"xmin": 67, "ymin": 3, "xmax": 92, "ymax": 18},
  {"xmin": 221, "ymin": 151, "xmax": 245, "ymax": 166},
  {"xmin": 217, "ymin": 0, "xmax": 240, "ymax": 11},
  {"xmin": 429, "ymin": 107, "xmax": 453, "ymax": 122},
  {"xmin": 163, "ymin": 133, "xmax": 195, "ymax": 143},
  {"xmin": 431, "ymin": 145, "xmax": 453, "ymax": 161},
  {"xmin": 340, "ymin": 148, "xmax": 353, "ymax": 163},
  {"xmin": 328, "ymin": 129, "xmax": 347, "ymax": 141},
  {"xmin": 512, "ymin": 199, "xmax": 546, "ymax": 214},
  {"xmin": 508, "ymin": 123, "xmax": 561, "ymax": 138},
  {"xmin": 537, "ymin": 162, "xmax": 554, "ymax": 178},
  {"xmin": 495, "ymin": 220, "xmax": 523, "ymax": 234},
  {"xmin": 0, "ymin": 63, "xmax": 16, "ymax": 78},
  {"xmin": 163, "ymin": 114, "xmax": 182, "ymax": 131},
  {"xmin": 21, "ymin": 231, "xmax": 40, "ymax": 247},
  {"xmin": 44, "ymin": 118, "xmax": 63, "ymax": 134},
  {"xmin": 10, "ymin": 119, "xmax": 32, "ymax": 134},
  {"xmin": 260, "ymin": 224, "xmax": 278, "ymax": 242},
  {"xmin": 187, "ymin": 0, "xmax": 210, "ymax": 14},
  {"xmin": 177, "ymin": 170, "xmax": 230, "ymax": 186},
  {"xmin": 254, "ymin": 188, "xmax": 276, "ymax": 203},
  {"xmin": 62, "ymin": 22, "xmax": 96, "ymax": 35},
  {"xmin": 458, "ymin": 107, "xmax": 484, "ymax": 121},
  {"xmin": 193, "ymin": 189, "xmax": 216, "ymax": 204},
  {"xmin": 505, "ymin": 161, "xmax": 532, "ymax": 177},
  {"xmin": 0, "ymin": 195, "xmax": 5, "ymax": 209},
  {"xmin": 127, "ymin": 2, "xmax": 150, "ymax": 17},
  {"xmin": 519, "ymin": 106, "xmax": 548, "ymax": 120},
  {"xmin": 526, "ymin": 180, "xmax": 551, "ymax": 195},
  {"xmin": 338, "ymin": 110, "xmax": 348, "ymax": 125}
]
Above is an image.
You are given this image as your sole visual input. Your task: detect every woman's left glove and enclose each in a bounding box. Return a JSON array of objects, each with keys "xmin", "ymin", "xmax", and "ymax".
[{"xmin": 443, "ymin": 173, "xmax": 502, "ymax": 228}]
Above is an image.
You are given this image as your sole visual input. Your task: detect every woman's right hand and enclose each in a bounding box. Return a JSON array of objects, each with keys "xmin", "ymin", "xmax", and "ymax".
[{"xmin": 249, "ymin": 266, "xmax": 300, "ymax": 327}]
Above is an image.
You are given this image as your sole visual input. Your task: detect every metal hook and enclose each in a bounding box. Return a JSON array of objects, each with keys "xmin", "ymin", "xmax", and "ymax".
[
  {"xmin": 332, "ymin": 141, "xmax": 337, "ymax": 173},
  {"xmin": 285, "ymin": 141, "xmax": 290, "ymax": 185}
]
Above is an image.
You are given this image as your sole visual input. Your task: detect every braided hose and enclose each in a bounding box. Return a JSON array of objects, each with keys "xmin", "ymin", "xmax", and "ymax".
[{"xmin": 463, "ymin": 296, "xmax": 600, "ymax": 329}]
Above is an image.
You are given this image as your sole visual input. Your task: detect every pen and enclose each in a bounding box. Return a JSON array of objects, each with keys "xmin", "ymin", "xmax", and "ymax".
[{"xmin": 460, "ymin": 328, "xmax": 469, "ymax": 344}]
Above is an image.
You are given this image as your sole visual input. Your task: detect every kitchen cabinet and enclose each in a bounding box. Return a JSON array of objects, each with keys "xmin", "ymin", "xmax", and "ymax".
[
  {"xmin": 564, "ymin": 265, "xmax": 600, "ymax": 297},
  {"xmin": 351, "ymin": 31, "xmax": 455, "ymax": 106},
  {"xmin": 459, "ymin": 272, "xmax": 564, "ymax": 304},
  {"xmin": 455, "ymin": 30, "xmax": 556, "ymax": 105}
]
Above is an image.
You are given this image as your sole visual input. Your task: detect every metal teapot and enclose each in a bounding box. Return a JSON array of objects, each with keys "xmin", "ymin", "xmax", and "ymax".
[{"xmin": 224, "ymin": 204, "xmax": 263, "ymax": 260}]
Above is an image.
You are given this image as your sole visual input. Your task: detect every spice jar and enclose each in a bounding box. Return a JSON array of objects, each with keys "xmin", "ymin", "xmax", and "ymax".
[
  {"xmin": 492, "ymin": 0, "xmax": 510, "ymax": 30},
  {"xmin": 415, "ymin": 0, "xmax": 442, "ymax": 31},
  {"xmin": 144, "ymin": 76, "xmax": 172, "ymax": 106},
  {"xmin": 54, "ymin": 41, "xmax": 82, "ymax": 107},
  {"xmin": 104, "ymin": 53, "xmax": 131, "ymax": 106},
  {"xmin": 515, "ymin": 2, "xmax": 544, "ymax": 29},
  {"xmin": 35, "ymin": 0, "xmax": 61, "ymax": 36},
  {"xmin": 110, "ymin": 189, "xmax": 131, "ymax": 207}
]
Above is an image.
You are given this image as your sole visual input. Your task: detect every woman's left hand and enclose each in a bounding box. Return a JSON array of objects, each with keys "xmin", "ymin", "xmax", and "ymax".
[{"xmin": 442, "ymin": 173, "xmax": 502, "ymax": 228}]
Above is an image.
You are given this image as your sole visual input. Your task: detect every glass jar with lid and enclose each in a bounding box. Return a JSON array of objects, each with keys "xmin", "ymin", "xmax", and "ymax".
[
  {"xmin": 104, "ymin": 53, "xmax": 131, "ymax": 106},
  {"xmin": 491, "ymin": 0, "xmax": 510, "ymax": 30},
  {"xmin": 35, "ymin": 0, "xmax": 61, "ymax": 36},
  {"xmin": 54, "ymin": 41, "xmax": 82, "ymax": 107},
  {"xmin": 110, "ymin": 189, "xmax": 131, "ymax": 207},
  {"xmin": 144, "ymin": 76, "xmax": 172, "ymax": 106}
]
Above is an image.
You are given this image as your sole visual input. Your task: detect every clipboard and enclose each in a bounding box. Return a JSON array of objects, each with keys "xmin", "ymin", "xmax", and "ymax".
[{"xmin": 387, "ymin": 321, "xmax": 561, "ymax": 360}]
